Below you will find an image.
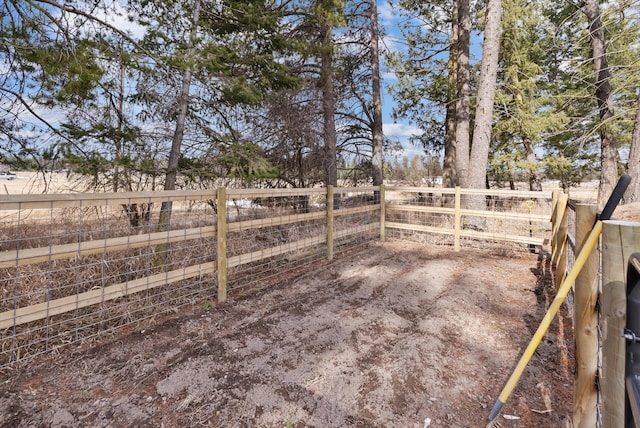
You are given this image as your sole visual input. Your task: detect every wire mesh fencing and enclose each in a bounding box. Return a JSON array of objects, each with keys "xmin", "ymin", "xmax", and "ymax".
[
  {"xmin": 385, "ymin": 187, "xmax": 553, "ymax": 253},
  {"xmin": 1, "ymin": 184, "xmax": 556, "ymax": 368},
  {"xmin": 0, "ymin": 186, "xmax": 384, "ymax": 368},
  {"xmin": 0, "ymin": 191, "xmax": 220, "ymax": 367}
]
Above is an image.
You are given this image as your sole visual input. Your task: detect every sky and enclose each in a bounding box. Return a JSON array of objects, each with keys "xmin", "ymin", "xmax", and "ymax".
[
  {"xmin": 98, "ymin": 0, "xmax": 427, "ymax": 159},
  {"xmin": 377, "ymin": 1, "xmax": 426, "ymax": 159},
  {"xmin": 12, "ymin": 1, "xmax": 428, "ymax": 161}
]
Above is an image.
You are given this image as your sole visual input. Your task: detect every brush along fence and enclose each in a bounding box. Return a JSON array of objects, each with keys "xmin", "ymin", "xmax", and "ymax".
[{"xmin": 0, "ymin": 185, "xmax": 553, "ymax": 368}]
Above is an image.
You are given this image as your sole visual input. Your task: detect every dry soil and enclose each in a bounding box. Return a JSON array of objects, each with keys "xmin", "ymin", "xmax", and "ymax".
[{"xmin": 0, "ymin": 241, "xmax": 573, "ymax": 427}]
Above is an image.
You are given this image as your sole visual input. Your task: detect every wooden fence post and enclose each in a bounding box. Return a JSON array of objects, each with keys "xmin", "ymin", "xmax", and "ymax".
[
  {"xmin": 379, "ymin": 184, "xmax": 386, "ymax": 242},
  {"xmin": 550, "ymin": 190, "xmax": 558, "ymax": 258},
  {"xmin": 327, "ymin": 186, "xmax": 334, "ymax": 261},
  {"xmin": 601, "ymin": 221, "xmax": 640, "ymax": 427},
  {"xmin": 217, "ymin": 187, "xmax": 227, "ymax": 303},
  {"xmin": 573, "ymin": 203, "xmax": 599, "ymax": 428},
  {"xmin": 552, "ymin": 193, "xmax": 569, "ymax": 289},
  {"xmin": 454, "ymin": 186, "xmax": 461, "ymax": 252}
]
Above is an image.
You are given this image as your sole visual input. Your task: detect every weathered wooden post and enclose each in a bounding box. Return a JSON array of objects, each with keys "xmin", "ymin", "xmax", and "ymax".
[
  {"xmin": 327, "ymin": 186, "xmax": 334, "ymax": 261},
  {"xmin": 573, "ymin": 203, "xmax": 598, "ymax": 428},
  {"xmin": 454, "ymin": 186, "xmax": 461, "ymax": 252},
  {"xmin": 550, "ymin": 190, "xmax": 559, "ymax": 262},
  {"xmin": 379, "ymin": 184, "xmax": 386, "ymax": 242},
  {"xmin": 601, "ymin": 221, "xmax": 640, "ymax": 427},
  {"xmin": 216, "ymin": 187, "xmax": 227, "ymax": 303},
  {"xmin": 552, "ymin": 193, "xmax": 569, "ymax": 289}
]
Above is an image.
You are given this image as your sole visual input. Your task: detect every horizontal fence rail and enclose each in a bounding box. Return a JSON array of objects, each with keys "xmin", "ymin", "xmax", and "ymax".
[
  {"xmin": 385, "ymin": 187, "xmax": 552, "ymax": 251},
  {"xmin": 0, "ymin": 185, "xmax": 553, "ymax": 367}
]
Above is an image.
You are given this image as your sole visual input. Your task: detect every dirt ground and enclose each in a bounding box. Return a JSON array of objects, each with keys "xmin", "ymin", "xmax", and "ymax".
[{"xmin": 0, "ymin": 241, "xmax": 573, "ymax": 427}]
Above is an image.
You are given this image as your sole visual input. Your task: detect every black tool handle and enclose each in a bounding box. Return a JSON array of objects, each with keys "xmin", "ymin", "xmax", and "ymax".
[{"xmin": 599, "ymin": 174, "xmax": 632, "ymax": 221}]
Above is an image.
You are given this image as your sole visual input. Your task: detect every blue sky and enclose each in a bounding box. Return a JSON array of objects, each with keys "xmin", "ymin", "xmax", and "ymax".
[{"xmin": 16, "ymin": 1, "xmax": 426, "ymax": 160}]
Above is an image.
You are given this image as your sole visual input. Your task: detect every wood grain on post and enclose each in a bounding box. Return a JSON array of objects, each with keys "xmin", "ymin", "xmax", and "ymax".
[
  {"xmin": 216, "ymin": 187, "xmax": 227, "ymax": 303},
  {"xmin": 554, "ymin": 194, "xmax": 569, "ymax": 289},
  {"xmin": 601, "ymin": 221, "xmax": 640, "ymax": 427},
  {"xmin": 573, "ymin": 203, "xmax": 599, "ymax": 428},
  {"xmin": 550, "ymin": 190, "xmax": 560, "ymax": 263},
  {"xmin": 327, "ymin": 186, "xmax": 334, "ymax": 261},
  {"xmin": 454, "ymin": 186, "xmax": 461, "ymax": 252}
]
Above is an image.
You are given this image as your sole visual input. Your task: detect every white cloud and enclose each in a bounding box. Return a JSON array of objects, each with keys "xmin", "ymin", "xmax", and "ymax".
[
  {"xmin": 383, "ymin": 122, "xmax": 422, "ymax": 139},
  {"xmin": 100, "ymin": 4, "xmax": 146, "ymax": 40},
  {"xmin": 378, "ymin": 1, "xmax": 397, "ymax": 24}
]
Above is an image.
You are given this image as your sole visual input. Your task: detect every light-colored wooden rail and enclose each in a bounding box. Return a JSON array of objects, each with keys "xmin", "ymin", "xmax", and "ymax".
[
  {"xmin": 386, "ymin": 187, "xmax": 552, "ymax": 248},
  {"xmin": 0, "ymin": 189, "xmax": 217, "ymax": 210},
  {"xmin": 0, "ymin": 226, "xmax": 217, "ymax": 269},
  {"xmin": 0, "ymin": 261, "xmax": 218, "ymax": 329},
  {"xmin": 1, "ymin": 184, "xmax": 554, "ymax": 359}
]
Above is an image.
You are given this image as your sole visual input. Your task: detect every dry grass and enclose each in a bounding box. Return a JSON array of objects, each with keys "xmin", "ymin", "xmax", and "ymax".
[{"xmin": 0, "ymin": 189, "xmax": 382, "ymax": 367}]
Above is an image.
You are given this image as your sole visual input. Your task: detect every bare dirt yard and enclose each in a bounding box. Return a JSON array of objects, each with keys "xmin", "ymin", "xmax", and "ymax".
[{"xmin": 0, "ymin": 241, "xmax": 573, "ymax": 427}]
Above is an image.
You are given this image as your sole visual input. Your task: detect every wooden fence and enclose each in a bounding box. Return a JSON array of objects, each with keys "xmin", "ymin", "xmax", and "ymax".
[
  {"xmin": 552, "ymin": 196, "xmax": 640, "ymax": 427},
  {"xmin": 0, "ymin": 185, "xmax": 551, "ymax": 367}
]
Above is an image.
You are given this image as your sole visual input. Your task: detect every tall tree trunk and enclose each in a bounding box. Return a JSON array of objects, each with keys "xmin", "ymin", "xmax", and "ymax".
[
  {"xmin": 157, "ymin": 0, "xmax": 200, "ymax": 232},
  {"xmin": 320, "ymin": 23, "xmax": 338, "ymax": 193},
  {"xmin": 583, "ymin": 0, "xmax": 620, "ymax": 209},
  {"xmin": 468, "ymin": 0, "xmax": 502, "ymax": 190},
  {"xmin": 370, "ymin": 0, "xmax": 383, "ymax": 198},
  {"xmin": 525, "ymin": 140, "xmax": 542, "ymax": 191},
  {"xmin": 443, "ymin": 0, "xmax": 459, "ymax": 193},
  {"xmin": 455, "ymin": 0, "xmax": 471, "ymax": 187},
  {"xmin": 625, "ymin": 90, "xmax": 640, "ymax": 202},
  {"xmin": 466, "ymin": 0, "xmax": 502, "ymax": 229}
]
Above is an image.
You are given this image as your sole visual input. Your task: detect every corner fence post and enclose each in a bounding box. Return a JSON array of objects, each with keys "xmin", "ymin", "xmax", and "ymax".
[
  {"xmin": 454, "ymin": 186, "xmax": 461, "ymax": 252},
  {"xmin": 601, "ymin": 221, "xmax": 640, "ymax": 427},
  {"xmin": 217, "ymin": 187, "xmax": 227, "ymax": 303},
  {"xmin": 573, "ymin": 203, "xmax": 599, "ymax": 428},
  {"xmin": 327, "ymin": 186, "xmax": 334, "ymax": 261},
  {"xmin": 379, "ymin": 184, "xmax": 386, "ymax": 242}
]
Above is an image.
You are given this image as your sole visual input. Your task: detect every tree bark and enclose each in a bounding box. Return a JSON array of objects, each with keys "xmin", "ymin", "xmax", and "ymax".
[
  {"xmin": 320, "ymin": 21, "xmax": 338, "ymax": 205},
  {"xmin": 468, "ymin": 0, "xmax": 502, "ymax": 191},
  {"xmin": 625, "ymin": 90, "xmax": 640, "ymax": 202},
  {"xmin": 158, "ymin": 0, "xmax": 200, "ymax": 231},
  {"xmin": 465, "ymin": 0, "xmax": 502, "ymax": 230},
  {"xmin": 443, "ymin": 0, "xmax": 459, "ymax": 192},
  {"xmin": 583, "ymin": 0, "xmax": 620, "ymax": 209},
  {"xmin": 525, "ymin": 140, "xmax": 543, "ymax": 191},
  {"xmin": 455, "ymin": 0, "xmax": 471, "ymax": 187},
  {"xmin": 370, "ymin": 0, "xmax": 383, "ymax": 196}
]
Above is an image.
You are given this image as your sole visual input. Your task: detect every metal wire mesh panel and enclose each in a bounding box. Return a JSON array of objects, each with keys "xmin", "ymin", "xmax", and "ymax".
[
  {"xmin": 224, "ymin": 188, "xmax": 329, "ymax": 293},
  {"xmin": 458, "ymin": 189, "xmax": 551, "ymax": 252},
  {"xmin": 0, "ymin": 192, "xmax": 218, "ymax": 366},
  {"xmin": 385, "ymin": 187, "xmax": 457, "ymax": 246},
  {"xmin": 0, "ymin": 185, "xmax": 554, "ymax": 368},
  {"xmin": 385, "ymin": 187, "xmax": 552, "ymax": 253},
  {"xmin": 333, "ymin": 188, "xmax": 381, "ymax": 254}
]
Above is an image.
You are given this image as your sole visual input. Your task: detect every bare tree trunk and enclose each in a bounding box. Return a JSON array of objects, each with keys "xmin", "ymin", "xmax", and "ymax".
[
  {"xmin": 468, "ymin": 0, "xmax": 502, "ymax": 190},
  {"xmin": 625, "ymin": 91, "xmax": 640, "ymax": 202},
  {"xmin": 455, "ymin": 0, "xmax": 471, "ymax": 187},
  {"xmin": 321, "ymin": 23, "xmax": 338, "ymax": 196},
  {"xmin": 583, "ymin": 0, "xmax": 620, "ymax": 209},
  {"xmin": 157, "ymin": 0, "xmax": 200, "ymax": 232},
  {"xmin": 370, "ymin": 0, "xmax": 383, "ymax": 204},
  {"xmin": 466, "ymin": 0, "xmax": 502, "ymax": 229},
  {"xmin": 525, "ymin": 140, "xmax": 542, "ymax": 191},
  {"xmin": 443, "ymin": 0, "xmax": 459, "ymax": 193}
]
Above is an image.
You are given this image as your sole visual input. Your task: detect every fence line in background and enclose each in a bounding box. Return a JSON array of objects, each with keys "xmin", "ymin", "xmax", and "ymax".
[{"xmin": 1, "ymin": 185, "xmax": 553, "ymax": 368}]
